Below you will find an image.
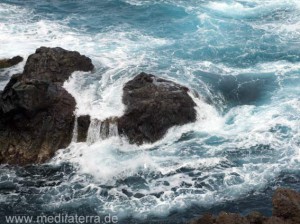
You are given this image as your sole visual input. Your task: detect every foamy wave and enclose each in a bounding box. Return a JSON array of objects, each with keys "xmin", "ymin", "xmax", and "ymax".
[{"xmin": 204, "ymin": 0, "xmax": 299, "ymax": 18}]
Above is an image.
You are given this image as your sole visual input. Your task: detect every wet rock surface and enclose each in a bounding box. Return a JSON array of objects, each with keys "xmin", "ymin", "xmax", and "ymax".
[
  {"xmin": 21, "ymin": 47, "xmax": 93, "ymax": 84},
  {"xmin": 0, "ymin": 56, "xmax": 23, "ymax": 69},
  {"xmin": 273, "ymin": 188, "xmax": 300, "ymax": 223},
  {"xmin": 77, "ymin": 115, "xmax": 91, "ymax": 142},
  {"xmin": 0, "ymin": 47, "xmax": 94, "ymax": 165},
  {"xmin": 189, "ymin": 188, "xmax": 300, "ymax": 224},
  {"xmin": 117, "ymin": 72, "xmax": 197, "ymax": 144}
]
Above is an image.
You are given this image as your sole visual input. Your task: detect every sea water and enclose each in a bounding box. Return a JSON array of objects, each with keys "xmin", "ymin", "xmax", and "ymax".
[{"xmin": 0, "ymin": 0, "xmax": 300, "ymax": 223}]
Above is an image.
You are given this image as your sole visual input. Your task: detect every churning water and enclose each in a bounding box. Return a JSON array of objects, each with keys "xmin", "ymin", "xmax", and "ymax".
[{"xmin": 0, "ymin": 0, "xmax": 300, "ymax": 223}]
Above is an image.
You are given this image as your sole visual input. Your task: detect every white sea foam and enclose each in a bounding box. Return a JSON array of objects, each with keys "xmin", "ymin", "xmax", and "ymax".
[
  {"xmin": 204, "ymin": 0, "xmax": 300, "ymax": 18},
  {"xmin": 63, "ymin": 71, "xmax": 126, "ymax": 120},
  {"xmin": 0, "ymin": 2, "xmax": 171, "ymax": 119},
  {"xmin": 51, "ymin": 81, "xmax": 300, "ymax": 217}
]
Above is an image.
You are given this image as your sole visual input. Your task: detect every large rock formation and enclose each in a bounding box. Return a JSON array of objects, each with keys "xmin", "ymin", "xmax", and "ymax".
[
  {"xmin": 0, "ymin": 47, "xmax": 94, "ymax": 165},
  {"xmin": 0, "ymin": 56, "xmax": 23, "ymax": 69},
  {"xmin": 0, "ymin": 49, "xmax": 196, "ymax": 164},
  {"xmin": 189, "ymin": 188, "xmax": 300, "ymax": 224},
  {"xmin": 117, "ymin": 73, "xmax": 197, "ymax": 144},
  {"xmin": 273, "ymin": 188, "xmax": 300, "ymax": 224}
]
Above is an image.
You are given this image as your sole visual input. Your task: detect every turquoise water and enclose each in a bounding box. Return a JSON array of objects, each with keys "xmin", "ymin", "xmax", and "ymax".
[{"xmin": 0, "ymin": 0, "xmax": 300, "ymax": 223}]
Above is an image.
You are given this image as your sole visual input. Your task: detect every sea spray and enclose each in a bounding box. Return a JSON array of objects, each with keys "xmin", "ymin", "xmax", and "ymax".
[{"xmin": 87, "ymin": 117, "xmax": 119, "ymax": 144}]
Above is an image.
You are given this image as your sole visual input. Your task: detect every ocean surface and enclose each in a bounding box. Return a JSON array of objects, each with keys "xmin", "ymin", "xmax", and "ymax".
[{"xmin": 0, "ymin": 0, "xmax": 300, "ymax": 223}]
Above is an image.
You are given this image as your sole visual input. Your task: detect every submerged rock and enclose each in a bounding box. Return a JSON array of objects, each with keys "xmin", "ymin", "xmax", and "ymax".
[
  {"xmin": 0, "ymin": 47, "xmax": 94, "ymax": 165},
  {"xmin": 118, "ymin": 72, "xmax": 197, "ymax": 144},
  {"xmin": 189, "ymin": 188, "xmax": 300, "ymax": 224},
  {"xmin": 0, "ymin": 56, "xmax": 23, "ymax": 69}
]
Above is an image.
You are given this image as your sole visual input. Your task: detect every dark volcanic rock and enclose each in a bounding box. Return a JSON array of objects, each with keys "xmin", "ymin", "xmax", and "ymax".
[
  {"xmin": 0, "ymin": 87, "xmax": 76, "ymax": 165},
  {"xmin": 0, "ymin": 47, "xmax": 94, "ymax": 165},
  {"xmin": 189, "ymin": 188, "xmax": 300, "ymax": 224},
  {"xmin": 246, "ymin": 211, "xmax": 266, "ymax": 224},
  {"xmin": 77, "ymin": 115, "xmax": 91, "ymax": 142},
  {"xmin": 1, "ymin": 77, "xmax": 67, "ymax": 114},
  {"xmin": 273, "ymin": 188, "xmax": 300, "ymax": 223},
  {"xmin": 215, "ymin": 212, "xmax": 249, "ymax": 224},
  {"xmin": 0, "ymin": 56, "xmax": 23, "ymax": 69},
  {"xmin": 117, "ymin": 72, "xmax": 197, "ymax": 144},
  {"xmin": 190, "ymin": 213, "xmax": 214, "ymax": 224},
  {"xmin": 22, "ymin": 47, "xmax": 94, "ymax": 83}
]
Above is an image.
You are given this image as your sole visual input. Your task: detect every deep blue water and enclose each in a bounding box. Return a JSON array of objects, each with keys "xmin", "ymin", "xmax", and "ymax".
[{"xmin": 0, "ymin": 0, "xmax": 300, "ymax": 223}]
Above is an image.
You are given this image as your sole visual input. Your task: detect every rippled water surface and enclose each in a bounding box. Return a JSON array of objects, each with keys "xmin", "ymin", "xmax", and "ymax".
[{"xmin": 0, "ymin": 0, "xmax": 300, "ymax": 223}]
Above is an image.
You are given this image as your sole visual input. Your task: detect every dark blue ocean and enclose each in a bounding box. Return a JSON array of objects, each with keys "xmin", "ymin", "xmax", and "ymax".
[{"xmin": 0, "ymin": 0, "xmax": 300, "ymax": 223}]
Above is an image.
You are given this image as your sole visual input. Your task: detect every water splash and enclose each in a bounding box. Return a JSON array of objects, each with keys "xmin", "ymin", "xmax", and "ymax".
[
  {"xmin": 86, "ymin": 118, "xmax": 119, "ymax": 144},
  {"xmin": 71, "ymin": 116, "xmax": 78, "ymax": 143}
]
